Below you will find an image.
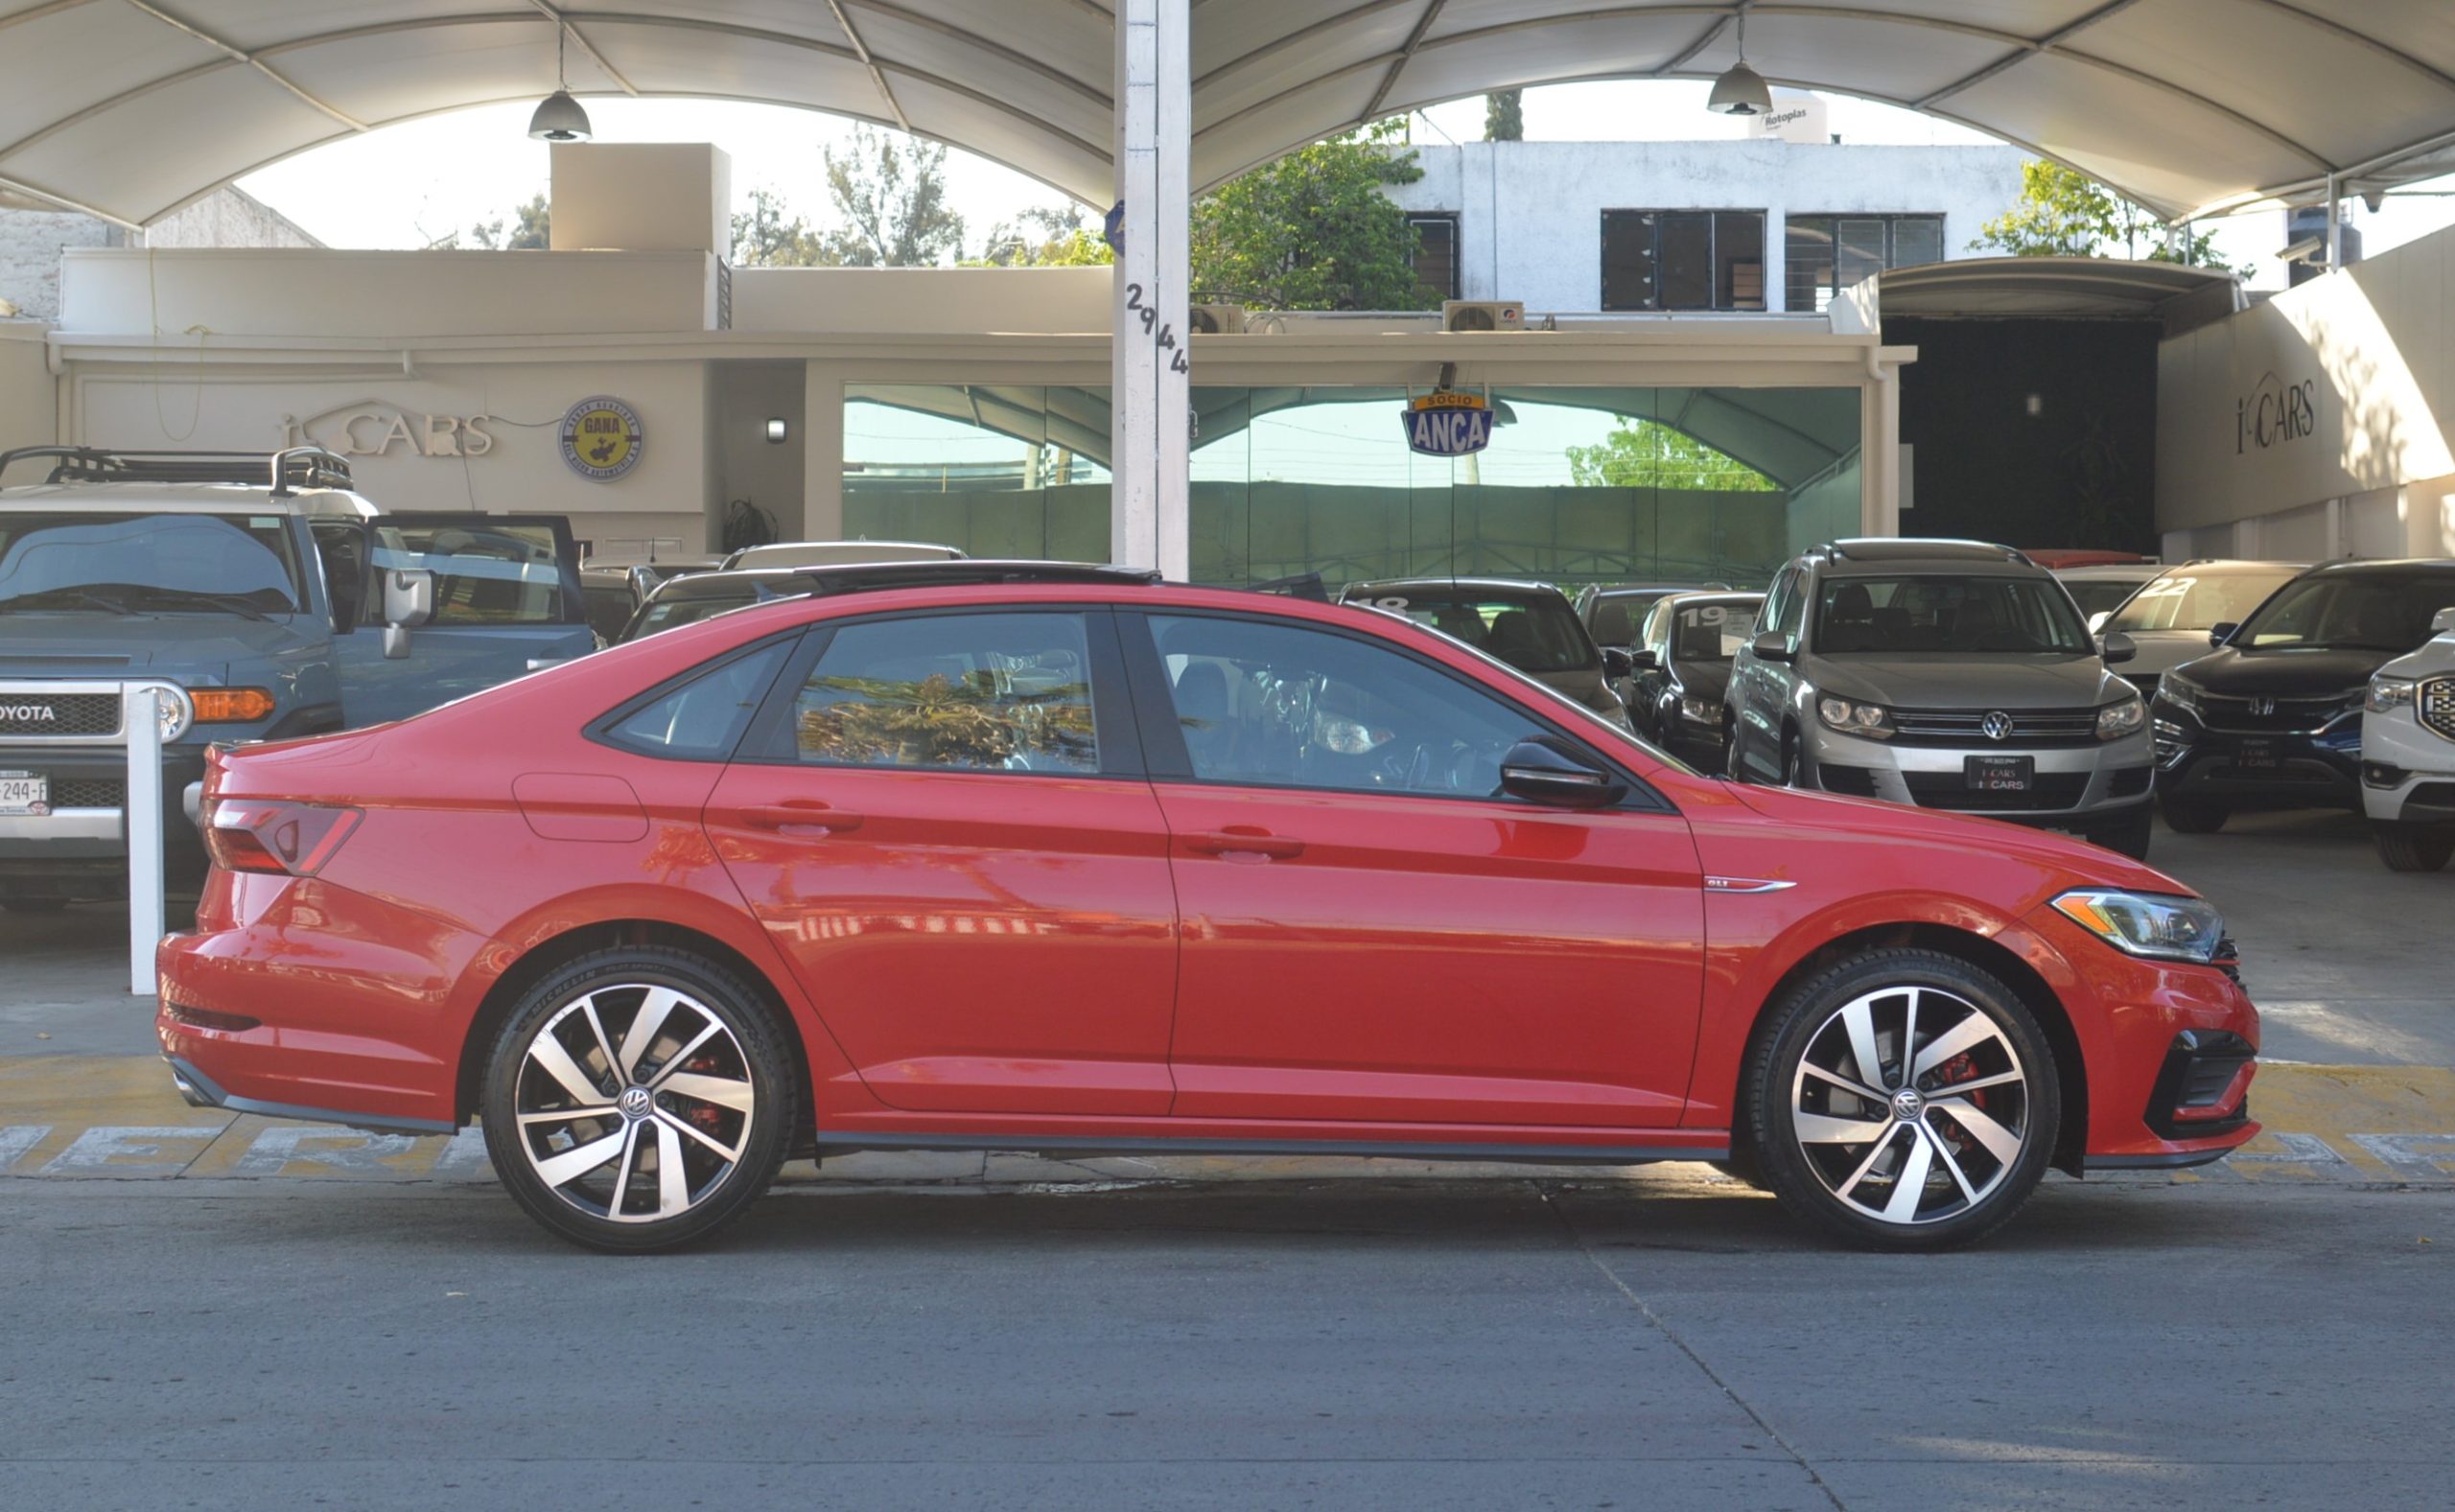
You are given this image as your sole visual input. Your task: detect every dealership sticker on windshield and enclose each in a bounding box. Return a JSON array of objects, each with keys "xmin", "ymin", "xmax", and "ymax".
[{"xmin": 560, "ymin": 396, "xmax": 643, "ymax": 482}]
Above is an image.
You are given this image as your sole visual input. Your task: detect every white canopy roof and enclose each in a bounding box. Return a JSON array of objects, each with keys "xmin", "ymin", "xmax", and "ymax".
[{"xmin": 4, "ymin": 1, "xmax": 2452, "ymax": 229}]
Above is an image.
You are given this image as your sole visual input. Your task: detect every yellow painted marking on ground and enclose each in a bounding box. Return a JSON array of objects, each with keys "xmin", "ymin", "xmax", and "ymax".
[{"xmin": 0, "ymin": 1059, "xmax": 2448, "ymax": 1184}]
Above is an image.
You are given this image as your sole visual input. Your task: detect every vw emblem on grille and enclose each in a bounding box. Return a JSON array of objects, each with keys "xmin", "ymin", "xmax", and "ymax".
[
  {"xmin": 1980, "ymin": 710, "xmax": 2014, "ymax": 741},
  {"xmin": 2247, "ymin": 695, "xmax": 2278, "ymax": 717}
]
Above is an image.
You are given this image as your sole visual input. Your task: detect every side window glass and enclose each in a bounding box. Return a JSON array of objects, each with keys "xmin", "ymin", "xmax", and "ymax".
[
  {"xmin": 605, "ymin": 642, "xmax": 790, "ymax": 759},
  {"xmin": 1771, "ymin": 569, "xmax": 1808, "ymax": 639},
  {"xmin": 791, "ymin": 613, "xmax": 1098, "ymax": 773},
  {"xmin": 373, "ymin": 521, "xmax": 571, "ymax": 625},
  {"xmin": 1149, "ymin": 614, "xmax": 1536, "ymax": 798},
  {"xmin": 310, "ymin": 522, "xmax": 367, "ymax": 628}
]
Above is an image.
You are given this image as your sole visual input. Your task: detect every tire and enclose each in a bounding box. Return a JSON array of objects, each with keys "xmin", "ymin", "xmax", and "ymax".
[
  {"xmin": 2091, "ymin": 807, "xmax": 2153, "ymax": 861},
  {"xmin": 2374, "ymin": 822, "xmax": 2455, "ymax": 873},
  {"xmin": 1, "ymin": 898, "xmax": 69, "ymax": 914},
  {"xmin": 2159, "ymin": 796, "xmax": 2229, "ymax": 834},
  {"xmin": 480, "ymin": 944, "xmax": 796, "ymax": 1253},
  {"xmin": 1723, "ymin": 718, "xmax": 1749, "ymax": 782},
  {"xmin": 1747, "ymin": 948, "xmax": 2060, "ymax": 1250},
  {"xmin": 1710, "ymin": 1143, "xmax": 1769, "ymax": 1192},
  {"xmin": 1780, "ymin": 729, "xmax": 1805, "ymax": 789}
]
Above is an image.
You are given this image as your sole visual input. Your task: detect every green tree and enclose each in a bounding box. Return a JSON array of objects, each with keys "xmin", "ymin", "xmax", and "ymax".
[
  {"xmin": 1566, "ymin": 420, "xmax": 1776, "ymax": 492},
  {"xmin": 1485, "ymin": 89, "xmax": 1524, "ymax": 142},
  {"xmin": 971, "ymin": 203, "xmax": 1113, "ymax": 268},
  {"xmin": 1192, "ymin": 120, "xmax": 1435, "ymax": 311},
  {"xmin": 820, "ymin": 123, "xmax": 965, "ymax": 267},
  {"xmin": 1974, "ymin": 159, "xmax": 2232, "ymax": 271},
  {"xmin": 731, "ymin": 187, "xmax": 838, "ymax": 267},
  {"xmin": 464, "ymin": 192, "xmax": 550, "ymax": 250}
]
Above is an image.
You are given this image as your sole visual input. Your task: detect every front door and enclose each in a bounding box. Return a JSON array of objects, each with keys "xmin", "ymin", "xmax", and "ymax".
[
  {"xmin": 703, "ymin": 607, "xmax": 1181, "ymax": 1116},
  {"xmin": 1126, "ymin": 610, "xmax": 1706, "ymax": 1128}
]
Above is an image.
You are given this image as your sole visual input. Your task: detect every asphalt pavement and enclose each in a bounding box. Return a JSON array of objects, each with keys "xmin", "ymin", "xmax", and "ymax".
[{"xmin": 1, "ymin": 807, "xmax": 2449, "ymax": 1510}]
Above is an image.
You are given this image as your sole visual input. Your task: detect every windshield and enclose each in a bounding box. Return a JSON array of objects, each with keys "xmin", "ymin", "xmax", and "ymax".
[
  {"xmin": 2235, "ymin": 572, "xmax": 2455, "ymax": 652},
  {"xmin": 1814, "ymin": 574, "xmax": 2092, "ymax": 655},
  {"xmin": 623, "ymin": 590, "xmax": 759, "ymax": 641},
  {"xmin": 1349, "ymin": 588, "xmax": 1597, "ymax": 673},
  {"xmin": 2062, "ymin": 576, "xmax": 2152, "ymax": 618},
  {"xmin": 2110, "ymin": 568, "xmax": 2299, "ymax": 633},
  {"xmin": 1662, "ymin": 598, "xmax": 1763, "ymax": 663},
  {"xmin": 0, "ymin": 512, "xmax": 303, "ymax": 615}
]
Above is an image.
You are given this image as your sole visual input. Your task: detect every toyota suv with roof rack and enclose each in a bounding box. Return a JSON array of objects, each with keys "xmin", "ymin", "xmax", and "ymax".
[
  {"xmin": 1725, "ymin": 538, "xmax": 2156, "ymax": 858},
  {"xmin": 0, "ymin": 446, "xmax": 591, "ymax": 906}
]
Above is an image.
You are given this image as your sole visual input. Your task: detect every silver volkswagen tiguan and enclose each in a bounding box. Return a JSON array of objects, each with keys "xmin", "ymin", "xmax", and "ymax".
[{"xmin": 1724, "ymin": 539, "xmax": 2157, "ymax": 858}]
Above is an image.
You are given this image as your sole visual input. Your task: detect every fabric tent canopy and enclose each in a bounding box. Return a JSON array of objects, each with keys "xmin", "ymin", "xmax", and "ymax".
[{"xmin": 3, "ymin": 1, "xmax": 2452, "ymax": 229}]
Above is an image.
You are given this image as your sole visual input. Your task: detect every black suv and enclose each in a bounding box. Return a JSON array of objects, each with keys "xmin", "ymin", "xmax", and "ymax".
[{"xmin": 2151, "ymin": 558, "xmax": 2455, "ymax": 830}]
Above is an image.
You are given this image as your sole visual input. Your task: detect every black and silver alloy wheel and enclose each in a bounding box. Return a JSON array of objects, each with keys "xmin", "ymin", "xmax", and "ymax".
[
  {"xmin": 1751, "ymin": 949, "xmax": 2058, "ymax": 1249},
  {"xmin": 481, "ymin": 946, "xmax": 792, "ymax": 1251}
]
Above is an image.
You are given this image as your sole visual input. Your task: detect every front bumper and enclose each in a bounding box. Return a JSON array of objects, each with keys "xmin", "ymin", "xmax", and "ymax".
[
  {"xmin": 0, "ymin": 743, "xmax": 208, "ymax": 898},
  {"xmin": 1802, "ymin": 725, "xmax": 2154, "ymax": 828},
  {"xmin": 2360, "ymin": 709, "xmax": 2455, "ymax": 826},
  {"xmin": 2153, "ymin": 702, "xmax": 2364, "ymax": 810}
]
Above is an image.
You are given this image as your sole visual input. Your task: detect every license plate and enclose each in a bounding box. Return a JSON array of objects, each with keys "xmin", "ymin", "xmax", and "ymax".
[
  {"xmin": 0, "ymin": 771, "xmax": 47, "ymax": 817},
  {"xmin": 1965, "ymin": 755, "xmax": 2035, "ymax": 792},
  {"xmin": 2233, "ymin": 738, "xmax": 2280, "ymax": 770}
]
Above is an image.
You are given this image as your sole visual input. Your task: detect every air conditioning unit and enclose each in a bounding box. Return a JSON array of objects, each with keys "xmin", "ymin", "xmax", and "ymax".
[
  {"xmin": 1188, "ymin": 303, "xmax": 1246, "ymax": 335},
  {"xmin": 1442, "ymin": 299, "xmax": 1523, "ymax": 332}
]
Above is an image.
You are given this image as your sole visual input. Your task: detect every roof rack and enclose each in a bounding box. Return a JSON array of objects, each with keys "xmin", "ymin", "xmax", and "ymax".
[
  {"xmin": 785, "ymin": 560, "xmax": 1164, "ymax": 596},
  {"xmin": 0, "ymin": 446, "xmax": 355, "ymax": 496},
  {"xmin": 1817, "ymin": 538, "xmax": 2034, "ymax": 567}
]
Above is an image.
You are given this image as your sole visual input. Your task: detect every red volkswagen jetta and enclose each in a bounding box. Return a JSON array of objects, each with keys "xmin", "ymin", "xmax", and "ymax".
[{"xmin": 157, "ymin": 563, "xmax": 2259, "ymax": 1251}]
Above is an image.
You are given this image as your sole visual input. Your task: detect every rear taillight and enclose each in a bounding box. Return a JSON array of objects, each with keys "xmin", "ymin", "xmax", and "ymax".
[{"xmin": 205, "ymin": 802, "xmax": 361, "ymax": 876}]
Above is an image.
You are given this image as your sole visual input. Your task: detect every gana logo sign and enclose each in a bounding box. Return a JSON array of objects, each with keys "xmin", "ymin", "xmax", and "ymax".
[
  {"xmin": 0, "ymin": 704, "xmax": 56, "ymax": 722},
  {"xmin": 2236, "ymin": 371, "xmax": 2318, "ymax": 454}
]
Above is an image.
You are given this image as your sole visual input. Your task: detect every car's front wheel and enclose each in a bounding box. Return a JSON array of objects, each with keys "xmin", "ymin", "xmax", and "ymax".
[
  {"xmin": 2374, "ymin": 822, "xmax": 2455, "ymax": 873},
  {"xmin": 1749, "ymin": 949, "xmax": 2059, "ymax": 1250},
  {"xmin": 480, "ymin": 945, "xmax": 795, "ymax": 1252},
  {"xmin": 2159, "ymin": 795, "xmax": 2229, "ymax": 833}
]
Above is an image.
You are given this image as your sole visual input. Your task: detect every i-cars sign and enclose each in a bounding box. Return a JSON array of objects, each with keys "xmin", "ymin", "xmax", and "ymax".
[{"xmin": 1403, "ymin": 390, "xmax": 1492, "ymax": 456}]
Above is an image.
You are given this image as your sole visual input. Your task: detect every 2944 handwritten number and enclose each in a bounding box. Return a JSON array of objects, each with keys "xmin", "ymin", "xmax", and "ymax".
[{"xmin": 1123, "ymin": 283, "xmax": 1191, "ymax": 374}]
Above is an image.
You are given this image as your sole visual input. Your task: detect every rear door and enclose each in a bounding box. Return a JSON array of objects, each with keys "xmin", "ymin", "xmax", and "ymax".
[{"xmin": 330, "ymin": 513, "xmax": 596, "ymax": 725}]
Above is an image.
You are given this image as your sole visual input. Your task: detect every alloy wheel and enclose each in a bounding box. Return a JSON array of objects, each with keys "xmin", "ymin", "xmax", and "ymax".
[
  {"xmin": 1787, "ymin": 984, "xmax": 2030, "ymax": 1226},
  {"xmin": 511, "ymin": 984, "xmax": 759, "ymax": 1224}
]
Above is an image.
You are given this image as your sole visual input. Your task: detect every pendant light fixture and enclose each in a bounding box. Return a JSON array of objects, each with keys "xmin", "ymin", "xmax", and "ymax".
[
  {"xmin": 527, "ymin": 22, "xmax": 593, "ymax": 142},
  {"xmin": 1707, "ymin": 10, "xmax": 1773, "ymax": 117}
]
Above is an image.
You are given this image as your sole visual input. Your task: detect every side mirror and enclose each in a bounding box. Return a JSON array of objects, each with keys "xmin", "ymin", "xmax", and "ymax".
[
  {"xmin": 381, "ymin": 568, "xmax": 434, "ymax": 662},
  {"xmin": 2433, "ymin": 606, "xmax": 2455, "ymax": 636},
  {"xmin": 2208, "ymin": 620, "xmax": 2238, "ymax": 648},
  {"xmin": 1627, "ymin": 647, "xmax": 1659, "ymax": 671},
  {"xmin": 1749, "ymin": 631, "xmax": 1795, "ymax": 664},
  {"xmin": 2100, "ymin": 630, "xmax": 2137, "ymax": 665},
  {"xmin": 1499, "ymin": 736, "xmax": 1628, "ymax": 809},
  {"xmin": 1601, "ymin": 646, "xmax": 1635, "ymax": 681},
  {"xmin": 2087, "ymin": 610, "xmax": 2111, "ymax": 635}
]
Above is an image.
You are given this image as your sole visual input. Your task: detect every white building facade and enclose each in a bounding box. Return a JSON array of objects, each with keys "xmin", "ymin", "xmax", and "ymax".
[{"xmin": 1387, "ymin": 136, "xmax": 2026, "ymax": 317}]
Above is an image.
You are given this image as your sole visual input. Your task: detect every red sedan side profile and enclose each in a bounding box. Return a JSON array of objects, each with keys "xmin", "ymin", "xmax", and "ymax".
[{"xmin": 156, "ymin": 562, "xmax": 2259, "ymax": 1252}]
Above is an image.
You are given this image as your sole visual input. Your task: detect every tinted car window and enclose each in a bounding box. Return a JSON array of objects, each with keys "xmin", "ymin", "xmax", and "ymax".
[
  {"xmin": 2061, "ymin": 576, "xmax": 2150, "ymax": 618},
  {"xmin": 2109, "ymin": 568, "xmax": 2299, "ymax": 633},
  {"xmin": 1586, "ymin": 592, "xmax": 1664, "ymax": 648},
  {"xmin": 0, "ymin": 511, "xmax": 304, "ymax": 614},
  {"xmin": 605, "ymin": 642, "xmax": 790, "ymax": 759},
  {"xmin": 374, "ymin": 521, "xmax": 571, "ymax": 626},
  {"xmin": 1348, "ymin": 588, "xmax": 1596, "ymax": 672},
  {"xmin": 1670, "ymin": 600, "xmax": 1757, "ymax": 662},
  {"xmin": 626, "ymin": 589, "xmax": 759, "ymax": 641},
  {"xmin": 2234, "ymin": 572, "xmax": 2455, "ymax": 651},
  {"xmin": 1765, "ymin": 567, "xmax": 1805, "ymax": 639},
  {"xmin": 1150, "ymin": 614, "xmax": 1532, "ymax": 798},
  {"xmin": 1815, "ymin": 574, "xmax": 2090, "ymax": 655},
  {"xmin": 790, "ymin": 612, "xmax": 1097, "ymax": 773}
]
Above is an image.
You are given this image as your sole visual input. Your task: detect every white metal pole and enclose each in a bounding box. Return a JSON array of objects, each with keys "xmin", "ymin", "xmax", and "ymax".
[
  {"xmin": 125, "ymin": 683, "xmax": 165, "ymax": 996},
  {"xmin": 1111, "ymin": 0, "xmax": 1191, "ymax": 579},
  {"xmin": 2325, "ymin": 174, "xmax": 2343, "ymax": 273}
]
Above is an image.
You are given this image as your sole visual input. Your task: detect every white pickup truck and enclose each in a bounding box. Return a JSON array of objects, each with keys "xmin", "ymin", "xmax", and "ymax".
[{"xmin": 2362, "ymin": 606, "xmax": 2455, "ymax": 871}]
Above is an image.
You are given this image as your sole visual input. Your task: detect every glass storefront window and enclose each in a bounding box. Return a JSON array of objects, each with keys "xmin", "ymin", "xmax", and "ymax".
[{"xmin": 844, "ymin": 384, "xmax": 1860, "ymax": 593}]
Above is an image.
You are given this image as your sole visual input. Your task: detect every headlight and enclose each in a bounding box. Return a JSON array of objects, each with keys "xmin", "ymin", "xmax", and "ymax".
[
  {"xmin": 1679, "ymin": 694, "xmax": 1719, "ymax": 725},
  {"xmin": 2367, "ymin": 676, "xmax": 2417, "ymax": 714},
  {"xmin": 1814, "ymin": 693, "xmax": 1892, "ymax": 740},
  {"xmin": 2095, "ymin": 695, "xmax": 2145, "ymax": 740},
  {"xmin": 2158, "ymin": 676, "xmax": 2202, "ymax": 715},
  {"xmin": 2051, "ymin": 889, "xmax": 2226, "ymax": 965},
  {"xmin": 153, "ymin": 687, "xmax": 194, "ymax": 743}
]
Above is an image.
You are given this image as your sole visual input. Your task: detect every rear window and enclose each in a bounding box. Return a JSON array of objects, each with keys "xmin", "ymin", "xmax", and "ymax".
[
  {"xmin": 0, "ymin": 512, "xmax": 304, "ymax": 615},
  {"xmin": 1350, "ymin": 588, "xmax": 1597, "ymax": 673},
  {"xmin": 374, "ymin": 520, "xmax": 574, "ymax": 626},
  {"xmin": 603, "ymin": 642, "xmax": 791, "ymax": 759}
]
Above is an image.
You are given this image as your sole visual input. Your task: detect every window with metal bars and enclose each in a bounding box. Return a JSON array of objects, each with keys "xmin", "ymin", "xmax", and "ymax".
[
  {"xmin": 1784, "ymin": 215, "xmax": 1945, "ymax": 313},
  {"xmin": 1600, "ymin": 210, "xmax": 1765, "ymax": 312}
]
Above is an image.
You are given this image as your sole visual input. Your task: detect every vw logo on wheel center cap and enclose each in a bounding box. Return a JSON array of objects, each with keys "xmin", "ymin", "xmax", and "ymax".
[
  {"xmin": 1891, "ymin": 1086, "xmax": 1926, "ymax": 1122},
  {"xmin": 617, "ymin": 1086, "xmax": 654, "ymax": 1121},
  {"xmin": 1979, "ymin": 710, "xmax": 2014, "ymax": 741}
]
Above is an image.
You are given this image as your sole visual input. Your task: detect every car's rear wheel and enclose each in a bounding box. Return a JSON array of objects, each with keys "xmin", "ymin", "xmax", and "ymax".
[
  {"xmin": 480, "ymin": 945, "xmax": 794, "ymax": 1253},
  {"xmin": 2374, "ymin": 822, "xmax": 2455, "ymax": 873},
  {"xmin": 1749, "ymin": 949, "xmax": 2058, "ymax": 1250},
  {"xmin": 2159, "ymin": 796, "xmax": 2229, "ymax": 833}
]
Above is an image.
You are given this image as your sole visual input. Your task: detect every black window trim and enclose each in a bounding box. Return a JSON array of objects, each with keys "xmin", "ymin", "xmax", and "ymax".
[
  {"xmin": 584, "ymin": 627, "xmax": 809, "ymax": 763},
  {"xmin": 1117, "ymin": 605, "xmax": 1676, "ymax": 813},
  {"xmin": 728, "ymin": 601, "xmax": 1148, "ymax": 782}
]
